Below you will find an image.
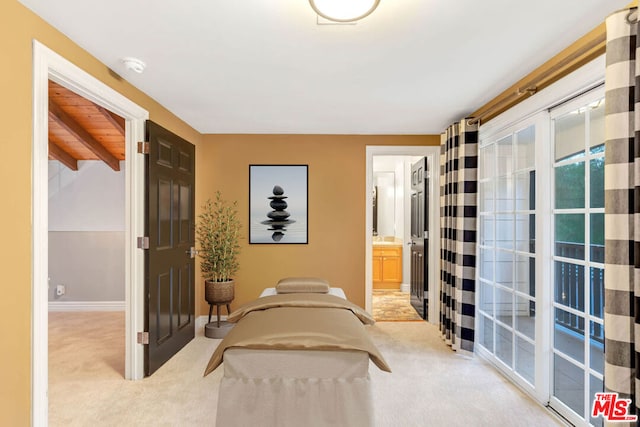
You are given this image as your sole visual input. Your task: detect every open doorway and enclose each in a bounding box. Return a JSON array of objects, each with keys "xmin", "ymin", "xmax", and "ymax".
[
  {"xmin": 47, "ymin": 79, "xmax": 127, "ymax": 420},
  {"xmin": 371, "ymin": 155, "xmax": 422, "ymax": 321},
  {"xmin": 365, "ymin": 146, "xmax": 440, "ymax": 324},
  {"xmin": 32, "ymin": 41, "xmax": 148, "ymax": 424}
]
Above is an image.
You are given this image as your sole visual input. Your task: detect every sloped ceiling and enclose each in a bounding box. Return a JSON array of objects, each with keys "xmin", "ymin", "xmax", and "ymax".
[{"xmin": 48, "ymin": 81, "xmax": 125, "ymax": 171}]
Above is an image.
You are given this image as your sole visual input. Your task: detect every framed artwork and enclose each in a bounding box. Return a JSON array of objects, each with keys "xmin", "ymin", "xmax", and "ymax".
[{"xmin": 249, "ymin": 164, "xmax": 308, "ymax": 244}]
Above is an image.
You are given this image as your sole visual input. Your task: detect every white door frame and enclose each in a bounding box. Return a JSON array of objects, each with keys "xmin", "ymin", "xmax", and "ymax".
[
  {"xmin": 365, "ymin": 145, "xmax": 440, "ymax": 323},
  {"xmin": 32, "ymin": 40, "xmax": 148, "ymax": 425}
]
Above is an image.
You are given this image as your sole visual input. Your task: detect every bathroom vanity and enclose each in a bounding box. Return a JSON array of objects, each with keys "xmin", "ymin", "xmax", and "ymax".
[{"xmin": 372, "ymin": 239, "xmax": 402, "ymax": 289}]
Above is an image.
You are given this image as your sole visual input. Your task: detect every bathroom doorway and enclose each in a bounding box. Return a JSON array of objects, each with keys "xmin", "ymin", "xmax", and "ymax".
[{"xmin": 365, "ymin": 146, "xmax": 440, "ymax": 323}]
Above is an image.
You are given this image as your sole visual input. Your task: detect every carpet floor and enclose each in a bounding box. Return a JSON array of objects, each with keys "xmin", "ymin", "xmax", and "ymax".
[{"xmin": 49, "ymin": 312, "xmax": 566, "ymax": 426}]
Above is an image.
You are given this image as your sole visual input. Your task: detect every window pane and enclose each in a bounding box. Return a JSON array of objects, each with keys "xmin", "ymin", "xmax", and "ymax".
[
  {"xmin": 479, "ymin": 180, "xmax": 494, "ymax": 212},
  {"xmin": 589, "ymin": 99, "xmax": 605, "ymax": 150},
  {"xmin": 590, "ymin": 375, "xmax": 604, "ymax": 427},
  {"xmin": 479, "ymin": 215, "xmax": 494, "ymax": 247},
  {"xmin": 515, "ymin": 254, "xmax": 535, "ymax": 297},
  {"xmin": 516, "ymin": 336, "xmax": 535, "ymax": 385},
  {"xmin": 554, "ymin": 261, "xmax": 585, "ymax": 312},
  {"xmin": 555, "ymin": 214, "xmax": 585, "ymax": 260},
  {"xmin": 515, "ymin": 125, "xmax": 535, "ymax": 171},
  {"xmin": 496, "ymin": 324, "xmax": 513, "ymax": 367},
  {"xmin": 590, "ymin": 267, "xmax": 604, "ymax": 319},
  {"xmin": 555, "ymin": 111, "xmax": 585, "ymax": 162},
  {"xmin": 590, "ymin": 157, "xmax": 604, "ymax": 208},
  {"xmin": 496, "ymin": 176, "xmax": 513, "ymax": 211},
  {"xmin": 496, "ymin": 214, "xmax": 513, "ymax": 249},
  {"xmin": 590, "ymin": 213, "xmax": 604, "ymax": 263},
  {"xmin": 515, "ymin": 214, "xmax": 534, "ymax": 252},
  {"xmin": 479, "ymin": 249, "xmax": 494, "ymax": 281},
  {"xmin": 590, "ymin": 321, "xmax": 604, "ymax": 375},
  {"xmin": 515, "ymin": 297, "xmax": 535, "ymax": 340},
  {"xmin": 495, "ymin": 251, "xmax": 513, "ymax": 288},
  {"xmin": 480, "ymin": 315, "xmax": 494, "ymax": 352},
  {"xmin": 554, "ymin": 354, "xmax": 585, "ymax": 416},
  {"xmin": 480, "ymin": 144, "xmax": 496, "ymax": 179},
  {"xmin": 496, "ymin": 287, "xmax": 513, "ymax": 327},
  {"xmin": 497, "ymin": 135, "xmax": 513, "ymax": 176},
  {"xmin": 555, "ymin": 308, "xmax": 585, "ymax": 363},
  {"xmin": 479, "ymin": 280, "xmax": 494, "ymax": 315},
  {"xmin": 555, "ymin": 162, "xmax": 585, "ymax": 209},
  {"xmin": 514, "ymin": 171, "xmax": 533, "ymax": 210}
]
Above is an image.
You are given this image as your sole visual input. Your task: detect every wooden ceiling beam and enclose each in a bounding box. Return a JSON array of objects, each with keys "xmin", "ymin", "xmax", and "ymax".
[
  {"xmin": 48, "ymin": 139, "xmax": 78, "ymax": 171},
  {"xmin": 97, "ymin": 106, "xmax": 125, "ymax": 136},
  {"xmin": 48, "ymin": 99, "xmax": 121, "ymax": 171}
]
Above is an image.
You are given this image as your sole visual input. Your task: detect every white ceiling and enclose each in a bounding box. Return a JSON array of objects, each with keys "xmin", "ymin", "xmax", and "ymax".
[{"xmin": 19, "ymin": 0, "xmax": 629, "ymax": 135}]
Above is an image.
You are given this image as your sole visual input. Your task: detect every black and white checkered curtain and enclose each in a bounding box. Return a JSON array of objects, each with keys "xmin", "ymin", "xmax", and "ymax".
[
  {"xmin": 440, "ymin": 120, "xmax": 478, "ymax": 353},
  {"xmin": 604, "ymin": 7, "xmax": 640, "ymax": 422}
]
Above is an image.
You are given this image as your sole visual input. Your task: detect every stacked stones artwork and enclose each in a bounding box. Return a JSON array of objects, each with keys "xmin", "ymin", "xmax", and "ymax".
[{"xmin": 261, "ymin": 185, "xmax": 295, "ymax": 241}]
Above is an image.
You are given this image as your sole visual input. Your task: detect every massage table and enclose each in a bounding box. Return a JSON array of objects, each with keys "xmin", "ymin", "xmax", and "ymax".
[{"xmin": 204, "ymin": 279, "xmax": 389, "ymax": 427}]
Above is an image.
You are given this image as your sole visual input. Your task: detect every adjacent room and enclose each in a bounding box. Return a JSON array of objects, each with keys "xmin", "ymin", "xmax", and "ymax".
[{"xmin": 2, "ymin": 1, "xmax": 639, "ymax": 426}]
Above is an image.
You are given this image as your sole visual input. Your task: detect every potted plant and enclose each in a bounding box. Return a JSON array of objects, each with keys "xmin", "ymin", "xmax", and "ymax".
[{"xmin": 196, "ymin": 191, "xmax": 241, "ymax": 328}]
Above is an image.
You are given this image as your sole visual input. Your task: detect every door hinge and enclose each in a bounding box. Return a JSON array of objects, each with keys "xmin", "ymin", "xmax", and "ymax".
[
  {"xmin": 137, "ymin": 331, "xmax": 149, "ymax": 345},
  {"xmin": 137, "ymin": 236, "xmax": 150, "ymax": 250},
  {"xmin": 137, "ymin": 141, "xmax": 150, "ymax": 154}
]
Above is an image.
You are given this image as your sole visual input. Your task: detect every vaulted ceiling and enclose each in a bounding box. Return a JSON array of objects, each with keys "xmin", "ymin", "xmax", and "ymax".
[{"xmin": 48, "ymin": 81, "xmax": 125, "ymax": 171}]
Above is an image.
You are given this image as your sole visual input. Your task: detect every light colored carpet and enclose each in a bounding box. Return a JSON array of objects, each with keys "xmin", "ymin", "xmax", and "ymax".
[{"xmin": 49, "ymin": 312, "xmax": 565, "ymax": 426}]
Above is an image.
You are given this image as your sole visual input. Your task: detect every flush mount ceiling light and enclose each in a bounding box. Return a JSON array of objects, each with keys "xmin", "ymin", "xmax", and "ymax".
[
  {"xmin": 121, "ymin": 57, "xmax": 146, "ymax": 74},
  {"xmin": 309, "ymin": 0, "xmax": 380, "ymax": 23}
]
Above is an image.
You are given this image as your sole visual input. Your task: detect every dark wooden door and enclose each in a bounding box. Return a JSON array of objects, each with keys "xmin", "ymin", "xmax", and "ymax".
[
  {"xmin": 145, "ymin": 121, "xmax": 195, "ymax": 376},
  {"xmin": 410, "ymin": 157, "xmax": 428, "ymax": 320}
]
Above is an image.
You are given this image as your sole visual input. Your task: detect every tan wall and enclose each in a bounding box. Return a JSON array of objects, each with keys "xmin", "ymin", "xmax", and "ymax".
[
  {"xmin": 0, "ymin": 2, "xmax": 202, "ymax": 425},
  {"xmin": 196, "ymin": 134, "xmax": 439, "ymax": 314}
]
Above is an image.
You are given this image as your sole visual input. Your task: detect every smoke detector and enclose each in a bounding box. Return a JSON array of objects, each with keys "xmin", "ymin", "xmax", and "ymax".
[{"xmin": 121, "ymin": 57, "xmax": 146, "ymax": 74}]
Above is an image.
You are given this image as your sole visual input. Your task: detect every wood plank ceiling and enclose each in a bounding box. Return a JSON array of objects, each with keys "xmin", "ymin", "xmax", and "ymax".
[{"xmin": 48, "ymin": 80, "xmax": 125, "ymax": 171}]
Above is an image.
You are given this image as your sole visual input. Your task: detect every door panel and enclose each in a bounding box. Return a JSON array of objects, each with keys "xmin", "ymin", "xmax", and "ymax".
[
  {"xmin": 410, "ymin": 157, "xmax": 428, "ymax": 319},
  {"xmin": 145, "ymin": 121, "xmax": 195, "ymax": 376}
]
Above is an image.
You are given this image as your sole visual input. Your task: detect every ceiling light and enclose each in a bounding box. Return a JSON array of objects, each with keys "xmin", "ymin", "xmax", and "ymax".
[
  {"xmin": 121, "ymin": 57, "xmax": 146, "ymax": 74},
  {"xmin": 309, "ymin": 0, "xmax": 380, "ymax": 23}
]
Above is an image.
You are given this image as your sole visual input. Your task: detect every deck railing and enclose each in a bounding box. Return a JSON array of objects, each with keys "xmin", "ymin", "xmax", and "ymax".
[{"xmin": 554, "ymin": 241, "xmax": 604, "ymax": 343}]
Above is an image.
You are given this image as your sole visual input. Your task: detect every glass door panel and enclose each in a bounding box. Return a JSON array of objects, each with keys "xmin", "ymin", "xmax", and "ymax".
[
  {"xmin": 477, "ymin": 123, "xmax": 537, "ymax": 389},
  {"xmin": 551, "ymin": 95, "xmax": 605, "ymax": 425}
]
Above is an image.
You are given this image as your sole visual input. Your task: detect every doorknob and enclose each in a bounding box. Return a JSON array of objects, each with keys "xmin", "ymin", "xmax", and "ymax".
[
  {"xmin": 186, "ymin": 247, "xmax": 197, "ymax": 258},
  {"xmin": 407, "ymin": 241, "xmax": 416, "ymax": 246}
]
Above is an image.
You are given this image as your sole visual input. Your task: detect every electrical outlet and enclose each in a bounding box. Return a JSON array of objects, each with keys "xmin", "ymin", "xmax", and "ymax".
[{"xmin": 56, "ymin": 284, "xmax": 65, "ymax": 296}]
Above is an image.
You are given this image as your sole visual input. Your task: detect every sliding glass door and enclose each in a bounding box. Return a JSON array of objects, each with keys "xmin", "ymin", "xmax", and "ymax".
[
  {"xmin": 478, "ymin": 85, "xmax": 606, "ymax": 427},
  {"xmin": 477, "ymin": 119, "xmax": 539, "ymax": 394},
  {"xmin": 550, "ymin": 92, "xmax": 605, "ymax": 426}
]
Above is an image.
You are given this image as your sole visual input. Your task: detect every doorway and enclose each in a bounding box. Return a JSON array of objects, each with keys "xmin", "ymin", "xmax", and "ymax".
[
  {"xmin": 47, "ymin": 78, "xmax": 128, "ymax": 420},
  {"xmin": 365, "ymin": 146, "xmax": 440, "ymax": 324},
  {"xmin": 32, "ymin": 41, "xmax": 148, "ymax": 425}
]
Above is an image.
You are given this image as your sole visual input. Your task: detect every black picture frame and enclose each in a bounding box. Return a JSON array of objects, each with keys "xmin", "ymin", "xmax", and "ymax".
[{"xmin": 249, "ymin": 164, "xmax": 308, "ymax": 244}]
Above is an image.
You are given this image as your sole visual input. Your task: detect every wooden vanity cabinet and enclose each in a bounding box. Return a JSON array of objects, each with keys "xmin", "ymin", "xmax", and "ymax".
[{"xmin": 373, "ymin": 245, "xmax": 402, "ymax": 289}]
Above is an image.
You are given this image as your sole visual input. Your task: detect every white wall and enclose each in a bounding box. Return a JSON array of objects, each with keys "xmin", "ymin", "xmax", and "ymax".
[{"xmin": 48, "ymin": 160, "xmax": 125, "ymax": 305}]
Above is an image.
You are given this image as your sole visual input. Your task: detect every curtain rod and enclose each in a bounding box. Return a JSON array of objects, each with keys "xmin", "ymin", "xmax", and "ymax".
[{"xmin": 466, "ymin": 7, "xmax": 639, "ymax": 127}]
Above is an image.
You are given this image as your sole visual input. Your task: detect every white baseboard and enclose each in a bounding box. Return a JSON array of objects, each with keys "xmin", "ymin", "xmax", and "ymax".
[
  {"xmin": 48, "ymin": 301, "xmax": 125, "ymax": 312},
  {"xmin": 401, "ymin": 283, "xmax": 410, "ymax": 293}
]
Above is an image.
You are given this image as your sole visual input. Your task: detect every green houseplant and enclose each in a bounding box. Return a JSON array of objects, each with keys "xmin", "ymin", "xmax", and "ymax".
[{"xmin": 196, "ymin": 191, "xmax": 241, "ymax": 326}]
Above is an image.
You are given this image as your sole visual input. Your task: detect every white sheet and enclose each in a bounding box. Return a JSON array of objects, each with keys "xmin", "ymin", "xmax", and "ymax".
[{"xmin": 259, "ymin": 287, "xmax": 347, "ymax": 299}]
